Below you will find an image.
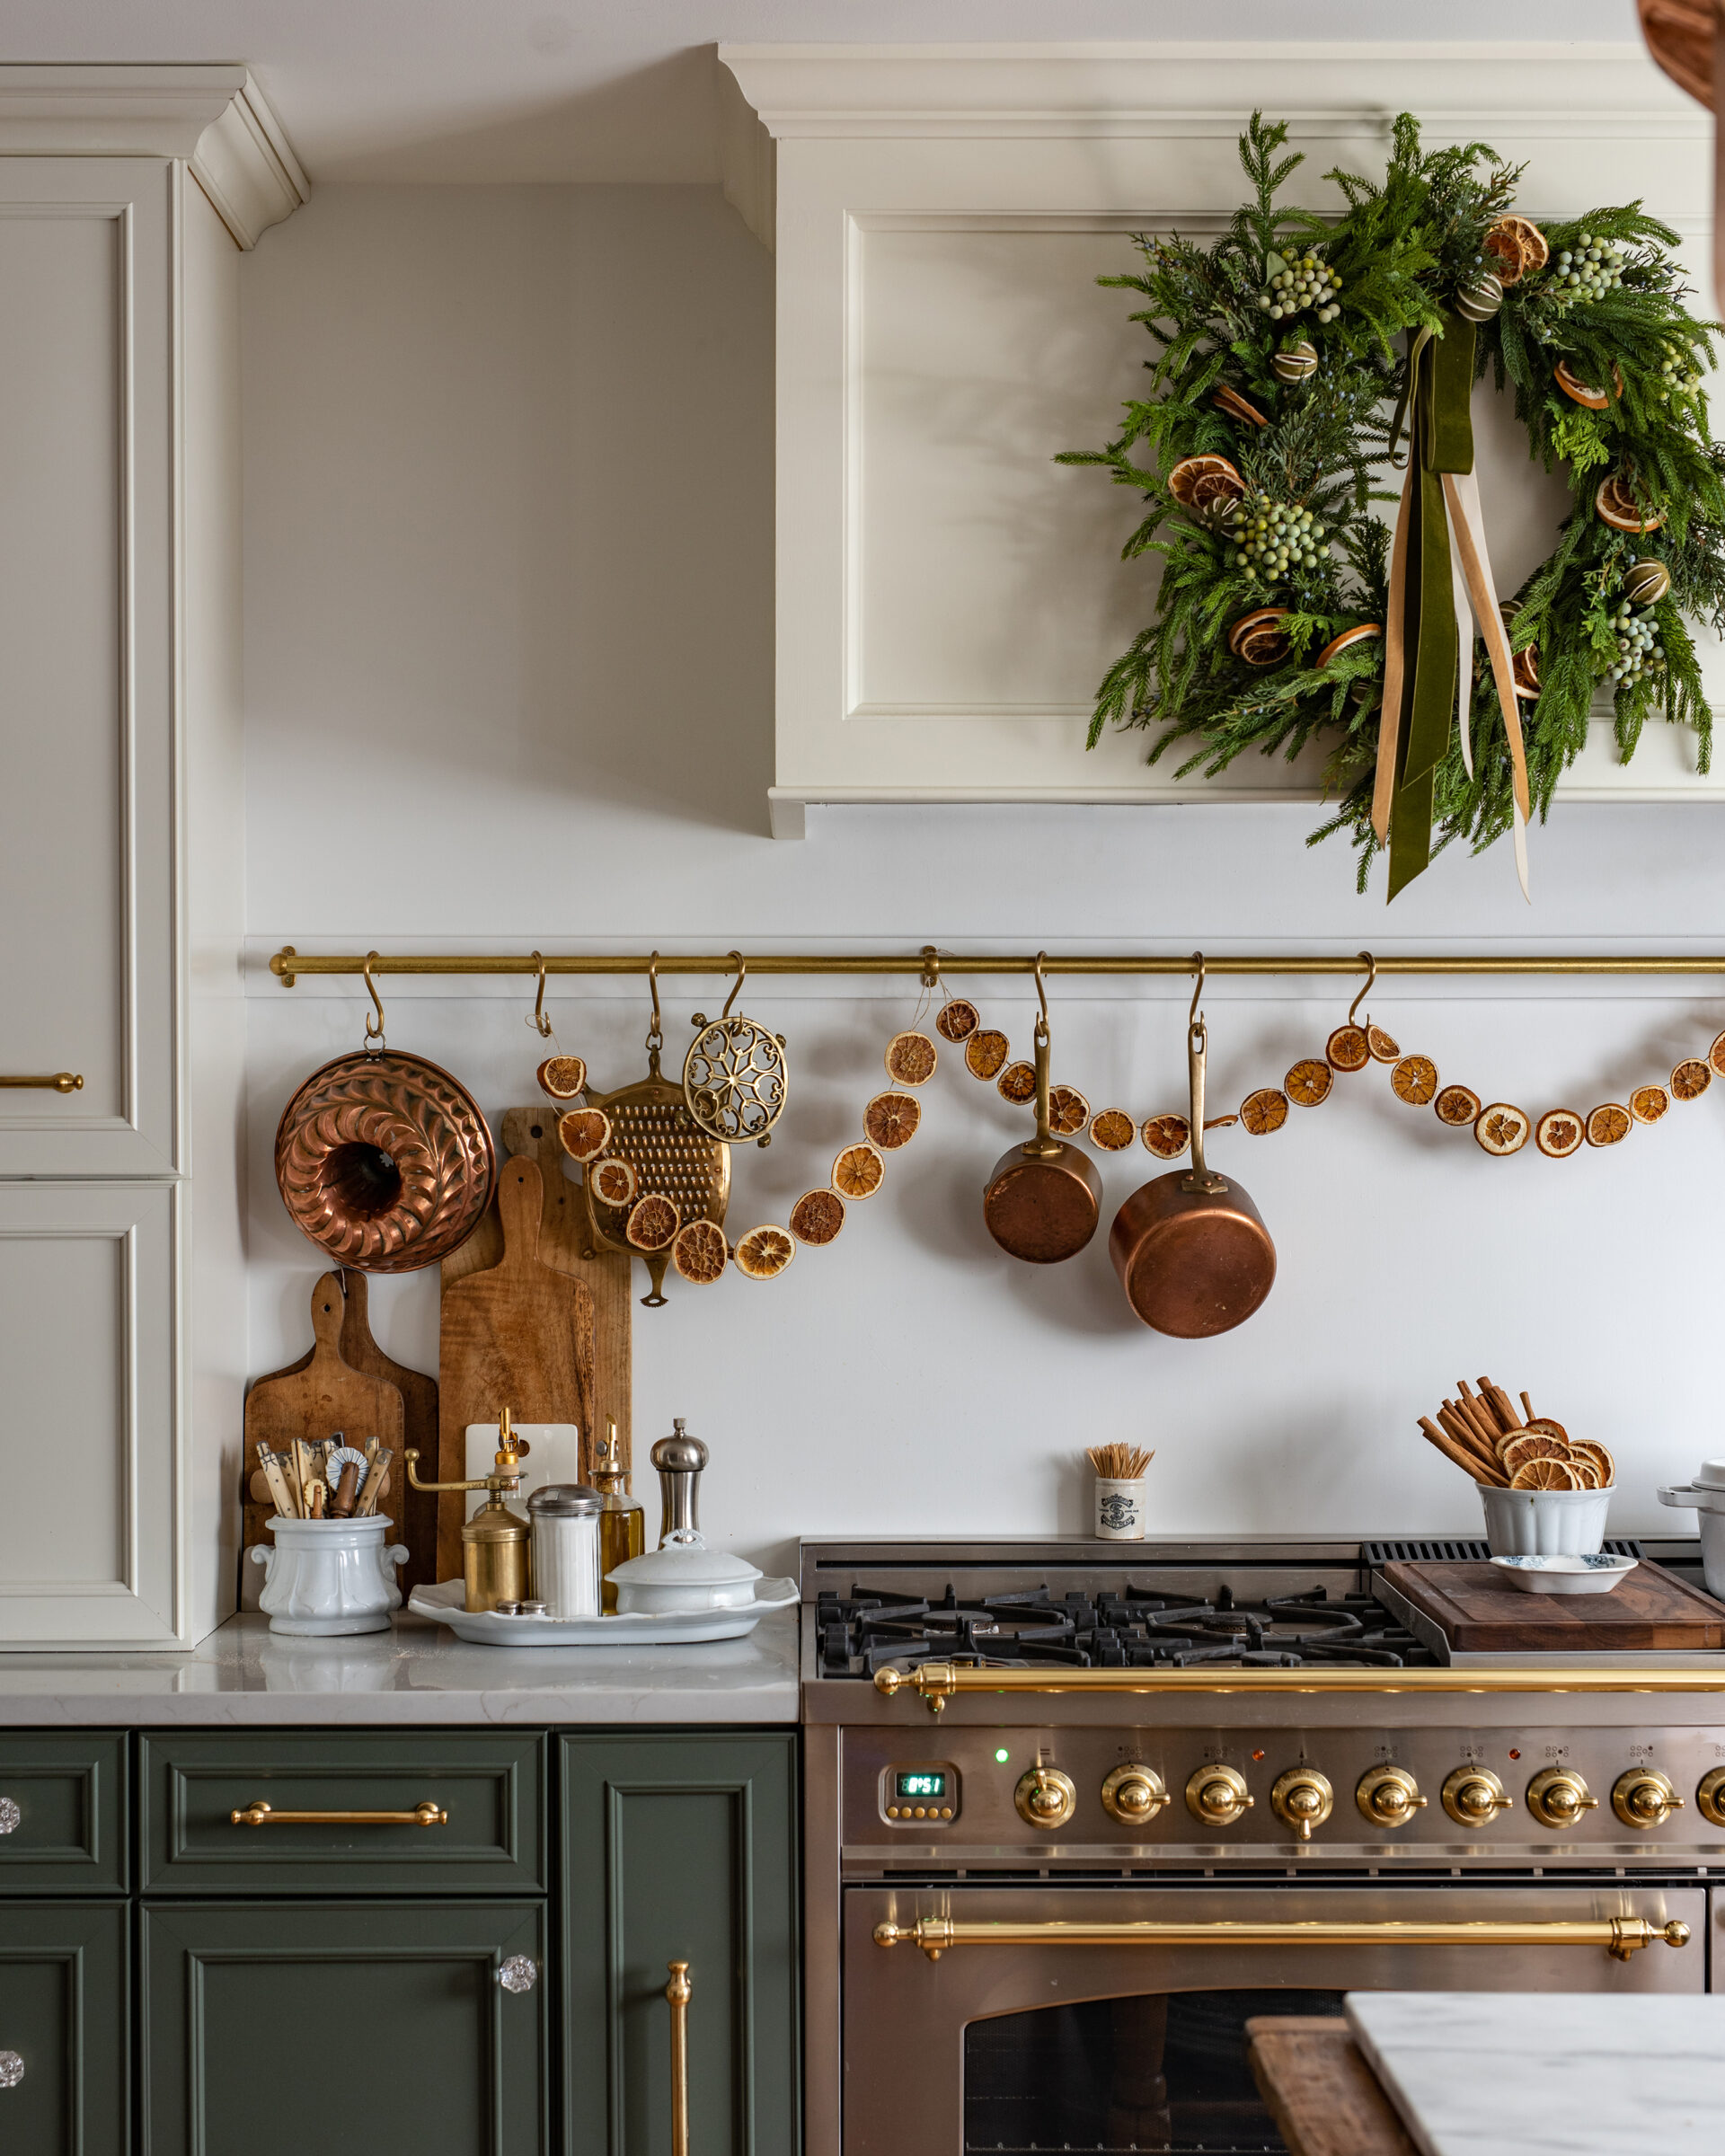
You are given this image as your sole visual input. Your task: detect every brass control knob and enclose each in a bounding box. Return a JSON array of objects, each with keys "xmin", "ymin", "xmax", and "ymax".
[
  {"xmin": 1269, "ymin": 1767, "xmax": 1334, "ymax": 1842},
  {"xmin": 1356, "ymin": 1765, "xmax": 1429, "ymax": 1830},
  {"xmin": 1612, "ymin": 1768, "xmax": 1683, "ymax": 1831},
  {"xmin": 1101, "ymin": 1763, "xmax": 1170, "ymax": 1829},
  {"xmin": 1185, "ymin": 1763, "xmax": 1254, "ymax": 1828},
  {"xmin": 1441, "ymin": 1767, "xmax": 1513, "ymax": 1827},
  {"xmin": 1014, "ymin": 1766, "xmax": 1077, "ymax": 1830},
  {"xmin": 1697, "ymin": 1766, "xmax": 1725, "ymax": 1828},
  {"xmin": 1526, "ymin": 1767, "xmax": 1599, "ymax": 1831}
]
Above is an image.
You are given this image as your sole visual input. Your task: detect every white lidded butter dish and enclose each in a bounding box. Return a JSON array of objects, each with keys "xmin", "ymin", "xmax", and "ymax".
[
  {"xmin": 1490, "ymin": 1552, "xmax": 1638, "ymax": 1595},
  {"xmin": 606, "ymin": 1541, "xmax": 763, "ymax": 1614}
]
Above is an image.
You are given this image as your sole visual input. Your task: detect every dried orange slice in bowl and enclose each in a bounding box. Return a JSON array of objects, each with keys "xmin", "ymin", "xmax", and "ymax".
[
  {"xmin": 789, "ymin": 1189, "xmax": 845, "ymax": 1246},
  {"xmin": 1326, "ymin": 1025, "xmax": 1371, "ymax": 1073},
  {"xmin": 1475, "ymin": 1104, "xmax": 1530, "ymax": 1156},
  {"xmin": 885, "ymin": 1031, "xmax": 937, "ymax": 1086},
  {"xmin": 1671, "ymin": 1057, "xmax": 1712, "ymax": 1100},
  {"xmin": 1433, "ymin": 1084, "xmax": 1482, "ymax": 1127},
  {"xmin": 935, "ymin": 999, "xmax": 979, "ymax": 1043},
  {"xmin": 1509, "ymin": 1457, "xmax": 1580, "ymax": 1490},
  {"xmin": 558, "ymin": 1107, "xmax": 611, "ymax": 1163},
  {"xmin": 1586, "ymin": 1103, "xmax": 1632, "ymax": 1147},
  {"xmin": 1631, "ymin": 1085, "xmax": 1670, "ymax": 1124},
  {"xmin": 671, "ymin": 1217, "xmax": 729, "ymax": 1285},
  {"xmin": 1141, "ymin": 1113, "xmax": 1190, "ymax": 1159},
  {"xmin": 833, "ymin": 1141, "xmax": 885, "ymax": 1199},
  {"xmin": 1367, "ymin": 1025, "xmax": 1401, "ymax": 1063},
  {"xmin": 1285, "ymin": 1058, "xmax": 1333, "ymax": 1108},
  {"xmin": 1047, "ymin": 1085, "xmax": 1089, "ymax": 1136},
  {"xmin": 965, "ymin": 1029, "xmax": 1010, "ymax": 1080},
  {"xmin": 1535, "ymin": 1109, "xmax": 1584, "ymax": 1158},
  {"xmin": 625, "ymin": 1192, "xmax": 680, "ymax": 1250},
  {"xmin": 589, "ymin": 1156, "xmax": 638, "ymax": 1207},
  {"xmin": 1502, "ymin": 1432, "xmax": 1572, "ymax": 1474},
  {"xmin": 537, "ymin": 1055, "xmax": 588, "ymax": 1100},
  {"xmin": 1391, "ymin": 1055, "xmax": 1438, "ymax": 1105},
  {"xmin": 1089, "ymin": 1109, "xmax": 1136, "ymax": 1152},
  {"xmin": 863, "ymin": 1091, "xmax": 921, "ymax": 1151},
  {"xmin": 1570, "ymin": 1439, "xmax": 1615, "ymax": 1488},
  {"xmin": 1240, "ymin": 1088, "xmax": 1289, "ymax": 1135},
  {"xmin": 734, "ymin": 1224, "xmax": 794, "ymax": 1280},
  {"xmin": 996, "ymin": 1061, "xmax": 1037, "ymax": 1106}
]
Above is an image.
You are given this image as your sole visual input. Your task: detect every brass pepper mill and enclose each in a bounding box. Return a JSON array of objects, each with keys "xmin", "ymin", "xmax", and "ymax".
[
  {"xmin": 653, "ymin": 1418, "xmax": 709, "ymax": 1548},
  {"xmin": 591, "ymin": 1418, "xmax": 645, "ymax": 1613},
  {"xmin": 405, "ymin": 1408, "xmax": 534, "ymax": 1613}
]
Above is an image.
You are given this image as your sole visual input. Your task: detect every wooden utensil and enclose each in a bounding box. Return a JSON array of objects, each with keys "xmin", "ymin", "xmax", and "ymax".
[
  {"xmin": 437, "ymin": 1154, "xmax": 597, "ymax": 1582},
  {"xmin": 982, "ymin": 959, "xmax": 1101, "ymax": 1264},
  {"xmin": 1377, "ymin": 1559, "xmax": 1725, "ymax": 1654}
]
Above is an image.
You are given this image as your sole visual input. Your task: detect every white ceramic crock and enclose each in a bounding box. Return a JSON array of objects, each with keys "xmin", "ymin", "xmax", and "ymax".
[
  {"xmin": 1658, "ymin": 1459, "xmax": 1725, "ymax": 1597},
  {"xmin": 1476, "ymin": 1481, "xmax": 1611, "ymax": 1558},
  {"xmin": 606, "ymin": 1536, "xmax": 762, "ymax": 1615},
  {"xmin": 1093, "ymin": 1477, "xmax": 1146, "ymax": 1541},
  {"xmin": 252, "ymin": 1515, "xmax": 408, "ymax": 1635}
]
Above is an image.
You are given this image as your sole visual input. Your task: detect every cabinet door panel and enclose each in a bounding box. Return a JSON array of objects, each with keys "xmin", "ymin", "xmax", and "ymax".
[
  {"xmin": 0, "ymin": 1183, "xmax": 178, "ymax": 1645},
  {"xmin": 143, "ymin": 1899, "xmax": 545, "ymax": 2155},
  {"xmin": 0, "ymin": 1900, "xmax": 128, "ymax": 2155},
  {"xmin": 0, "ymin": 158, "xmax": 177, "ymax": 1174},
  {"xmin": 561, "ymin": 1734, "xmax": 799, "ymax": 2156},
  {"xmin": 0, "ymin": 1733, "xmax": 128, "ymax": 1893}
]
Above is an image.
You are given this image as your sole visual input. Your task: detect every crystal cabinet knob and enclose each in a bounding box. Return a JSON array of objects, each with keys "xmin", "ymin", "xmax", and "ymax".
[
  {"xmin": 1526, "ymin": 1767, "xmax": 1598, "ymax": 1831},
  {"xmin": 0, "ymin": 1798, "xmax": 19, "ymax": 1835},
  {"xmin": 497, "ymin": 1957, "xmax": 538, "ymax": 1993},
  {"xmin": 0, "ymin": 2051, "xmax": 22, "ymax": 2090},
  {"xmin": 1612, "ymin": 1769, "xmax": 1683, "ymax": 1831},
  {"xmin": 1442, "ymin": 1767, "xmax": 1513, "ymax": 1826},
  {"xmin": 1100, "ymin": 1764, "xmax": 1169, "ymax": 1829},
  {"xmin": 1270, "ymin": 1767, "xmax": 1333, "ymax": 1842},
  {"xmin": 1013, "ymin": 1767, "xmax": 1077, "ymax": 1829},
  {"xmin": 1356, "ymin": 1765, "xmax": 1428, "ymax": 1830},
  {"xmin": 1185, "ymin": 1763, "xmax": 1253, "ymax": 1828}
]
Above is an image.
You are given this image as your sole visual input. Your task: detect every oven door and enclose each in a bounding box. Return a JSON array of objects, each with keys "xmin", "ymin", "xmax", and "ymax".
[{"xmin": 844, "ymin": 1880, "xmax": 1705, "ymax": 2156}]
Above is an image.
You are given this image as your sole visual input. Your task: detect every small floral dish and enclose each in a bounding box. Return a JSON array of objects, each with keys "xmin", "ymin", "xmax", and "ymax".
[{"xmin": 1489, "ymin": 1552, "xmax": 1637, "ymax": 1596}]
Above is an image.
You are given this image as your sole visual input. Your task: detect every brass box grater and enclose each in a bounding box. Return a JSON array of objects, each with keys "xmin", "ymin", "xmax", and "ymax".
[{"xmin": 580, "ymin": 1059, "xmax": 730, "ymax": 1305}]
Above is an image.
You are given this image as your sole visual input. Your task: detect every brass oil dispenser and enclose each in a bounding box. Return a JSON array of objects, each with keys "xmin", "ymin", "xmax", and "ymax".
[{"xmin": 405, "ymin": 1409, "xmax": 534, "ymax": 1612}]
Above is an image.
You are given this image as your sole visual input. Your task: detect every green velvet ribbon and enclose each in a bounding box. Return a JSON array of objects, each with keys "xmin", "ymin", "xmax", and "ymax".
[{"xmin": 1385, "ymin": 313, "xmax": 1477, "ymax": 902}]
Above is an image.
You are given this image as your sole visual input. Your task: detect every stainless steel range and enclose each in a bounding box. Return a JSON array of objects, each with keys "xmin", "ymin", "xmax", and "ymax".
[{"xmin": 800, "ymin": 1537, "xmax": 1725, "ymax": 2156}]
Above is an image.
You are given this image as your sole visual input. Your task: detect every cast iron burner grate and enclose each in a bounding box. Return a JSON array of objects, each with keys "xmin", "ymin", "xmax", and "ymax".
[{"xmin": 816, "ymin": 1581, "xmax": 1438, "ymax": 1679}]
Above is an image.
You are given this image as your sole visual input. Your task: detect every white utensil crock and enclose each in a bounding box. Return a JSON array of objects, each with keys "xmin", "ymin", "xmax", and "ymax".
[
  {"xmin": 1094, "ymin": 1478, "xmax": 1146, "ymax": 1541},
  {"xmin": 252, "ymin": 1515, "xmax": 408, "ymax": 1635},
  {"xmin": 1476, "ymin": 1481, "xmax": 1610, "ymax": 1558},
  {"xmin": 1658, "ymin": 1459, "xmax": 1725, "ymax": 1597}
]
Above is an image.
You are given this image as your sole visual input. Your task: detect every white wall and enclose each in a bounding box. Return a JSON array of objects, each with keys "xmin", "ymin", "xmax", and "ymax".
[{"xmin": 243, "ymin": 183, "xmax": 1725, "ymax": 1575}]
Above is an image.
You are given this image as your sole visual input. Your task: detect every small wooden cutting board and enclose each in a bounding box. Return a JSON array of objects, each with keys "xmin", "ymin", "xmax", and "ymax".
[{"xmin": 1379, "ymin": 1558, "xmax": 1725, "ymax": 1653}]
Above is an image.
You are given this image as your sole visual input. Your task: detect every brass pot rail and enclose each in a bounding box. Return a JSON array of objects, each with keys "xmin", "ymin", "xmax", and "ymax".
[
  {"xmin": 873, "ymin": 1914, "xmax": 1691, "ymax": 1963},
  {"xmin": 0, "ymin": 1073, "xmax": 83, "ymax": 1091},
  {"xmin": 666, "ymin": 1961, "xmax": 692, "ymax": 2156},
  {"xmin": 875, "ymin": 1662, "xmax": 1725, "ymax": 1711},
  {"xmin": 229, "ymin": 1799, "xmax": 447, "ymax": 1827},
  {"xmin": 271, "ymin": 949, "xmax": 1725, "ymax": 985}
]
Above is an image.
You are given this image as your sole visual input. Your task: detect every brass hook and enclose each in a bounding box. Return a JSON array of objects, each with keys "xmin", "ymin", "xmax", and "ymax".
[
  {"xmin": 1032, "ymin": 951, "xmax": 1050, "ymax": 1044},
  {"xmin": 362, "ymin": 952, "xmax": 386, "ymax": 1047},
  {"xmin": 526, "ymin": 951, "xmax": 553, "ymax": 1038},
  {"xmin": 1348, "ymin": 951, "xmax": 1377, "ymax": 1030},
  {"xmin": 645, "ymin": 952, "xmax": 663, "ymax": 1050},
  {"xmin": 720, "ymin": 950, "xmax": 748, "ymax": 1021},
  {"xmin": 1188, "ymin": 951, "xmax": 1207, "ymax": 1034}
]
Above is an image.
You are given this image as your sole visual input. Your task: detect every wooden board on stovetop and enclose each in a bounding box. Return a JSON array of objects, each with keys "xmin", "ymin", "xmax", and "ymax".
[{"xmin": 1378, "ymin": 1559, "xmax": 1725, "ymax": 1652}]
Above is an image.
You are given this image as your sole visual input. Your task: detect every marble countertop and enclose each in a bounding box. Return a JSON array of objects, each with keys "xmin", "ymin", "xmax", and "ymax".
[
  {"xmin": 0, "ymin": 1605, "xmax": 799, "ymax": 1726},
  {"xmin": 1347, "ymin": 1991, "xmax": 1725, "ymax": 2156}
]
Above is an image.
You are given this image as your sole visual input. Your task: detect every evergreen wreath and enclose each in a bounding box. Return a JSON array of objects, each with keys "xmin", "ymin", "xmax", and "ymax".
[{"xmin": 1062, "ymin": 114, "xmax": 1725, "ymax": 895}]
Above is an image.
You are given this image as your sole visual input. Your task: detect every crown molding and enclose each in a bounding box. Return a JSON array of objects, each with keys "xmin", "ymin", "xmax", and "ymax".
[{"xmin": 0, "ymin": 65, "xmax": 307, "ymax": 247}]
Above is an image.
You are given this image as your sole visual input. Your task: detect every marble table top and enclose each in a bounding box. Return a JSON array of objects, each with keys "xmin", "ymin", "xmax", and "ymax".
[
  {"xmin": 0, "ymin": 1605, "xmax": 799, "ymax": 1726},
  {"xmin": 1347, "ymin": 1991, "xmax": 1725, "ymax": 2156}
]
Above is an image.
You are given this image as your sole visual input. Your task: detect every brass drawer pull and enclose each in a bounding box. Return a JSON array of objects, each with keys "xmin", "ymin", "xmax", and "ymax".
[
  {"xmin": 229, "ymin": 1799, "xmax": 447, "ymax": 1827},
  {"xmin": 666, "ymin": 1960, "xmax": 692, "ymax": 2156},
  {"xmin": 874, "ymin": 1914, "xmax": 1692, "ymax": 1964},
  {"xmin": 0, "ymin": 1073, "xmax": 83, "ymax": 1092}
]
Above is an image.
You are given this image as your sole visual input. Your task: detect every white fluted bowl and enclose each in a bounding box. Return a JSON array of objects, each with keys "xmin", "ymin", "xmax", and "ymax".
[{"xmin": 1477, "ymin": 1481, "xmax": 1610, "ymax": 1557}]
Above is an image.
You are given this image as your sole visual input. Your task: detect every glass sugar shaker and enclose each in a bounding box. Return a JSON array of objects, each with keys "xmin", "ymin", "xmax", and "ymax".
[
  {"xmin": 526, "ymin": 1485, "xmax": 604, "ymax": 1619},
  {"xmin": 591, "ymin": 1419, "xmax": 645, "ymax": 1613}
]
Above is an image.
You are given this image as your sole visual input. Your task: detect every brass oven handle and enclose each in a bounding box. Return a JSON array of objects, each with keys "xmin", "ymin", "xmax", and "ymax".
[
  {"xmin": 666, "ymin": 1960, "xmax": 692, "ymax": 2156},
  {"xmin": 230, "ymin": 1800, "xmax": 447, "ymax": 1827},
  {"xmin": 873, "ymin": 1915, "xmax": 1692, "ymax": 1964},
  {"xmin": 874, "ymin": 1661, "xmax": 1725, "ymax": 1711},
  {"xmin": 0, "ymin": 1073, "xmax": 83, "ymax": 1092}
]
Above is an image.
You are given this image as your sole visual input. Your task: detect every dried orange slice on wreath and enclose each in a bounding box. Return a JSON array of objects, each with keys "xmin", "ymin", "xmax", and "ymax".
[
  {"xmin": 558, "ymin": 1107, "xmax": 611, "ymax": 1162},
  {"xmin": 1367, "ymin": 1025, "xmax": 1401, "ymax": 1063},
  {"xmin": 1433, "ymin": 1084, "xmax": 1482, "ymax": 1127},
  {"xmin": 1326, "ymin": 1025, "xmax": 1371, "ymax": 1073},
  {"xmin": 935, "ymin": 999, "xmax": 979, "ymax": 1043},
  {"xmin": 965, "ymin": 1029, "xmax": 1010, "ymax": 1080},
  {"xmin": 833, "ymin": 1141, "xmax": 885, "ymax": 1199},
  {"xmin": 625, "ymin": 1192, "xmax": 679, "ymax": 1250},
  {"xmin": 1535, "ymin": 1109, "xmax": 1584, "ymax": 1158},
  {"xmin": 1711, "ymin": 1031, "xmax": 1725, "ymax": 1078},
  {"xmin": 1391, "ymin": 1055, "xmax": 1438, "ymax": 1105},
  {"xmin": 734, "ymin": 1225, "xmax": 794, "ymax": 1279},
  {"xmin": 997, "ymin": 1061, "xmax": 1038, "ymax": 1106},
  {"xmin": 789, "ymin": 1189, "xmax": 845, "ymax": 1246},
  {"xmin": 1475, "ymin": 1104, "xmax": 1530, "ymax": 1157},
  {"xmin": 671, "ymin": 1218, "xmax": 729, "ymax": 1285},
  {"xmin": 589, "ymin": 1156, "xmax": 638, "ymax": 1206},
  {"xmin": 1586, "ymin": 1103, "xmax": 1632, "ymax": 1147},
  {"xmin": 1047, "ymin": 1085, "xmax": 1089, "ymax": 1136},
  {"xmin": 1141, "ymin": 1114, "xmax": 1190, "ymax": 1159},
  {"xmin": 863, "ymin": 1091, "xmax": 921, "ymax": 1150},
  {"xmin": 1240, "ymin": 1089, "xmax": 1289, "ymax": 1135},
  {"xmin": 1671, "ymin": 1057, "xmax": 1712, "ymax": 1100},
  {"xmin": 1510, "ymin": 1457, "xmax": 1580, "ymax": 1490},
  {"xmin": 884, "ymin": 1031, "xmax": 937, "ymax": 1086},
  {"xmin": 1285, "ymin": 1059, "xmax": 1333, "ymax": 1107},
  {"xmin": 1631, "ymin": 1085, "xmax": 1670, "ymax": 1124},
  {"xmin": 537, "ymin": 1055, "xmax": 588, "ymax": 1100},
  {"xmin": 1088, "ymin": 1109, "xmax": 1136, "ymax": 1151}
]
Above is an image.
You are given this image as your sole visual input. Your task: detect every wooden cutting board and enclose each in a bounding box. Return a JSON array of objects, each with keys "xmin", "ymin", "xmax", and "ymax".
[
  {"xmin": 437, "ymin": 1153, "xmax": 597, "ymax": 1582},
  {"xmin": 329, "ymin": 1270, "xmax": 439, "ymax": 1594},
  {"xmin": 1378, "ymin": 1558, "xmax": 1725, "ymax": 1653}
]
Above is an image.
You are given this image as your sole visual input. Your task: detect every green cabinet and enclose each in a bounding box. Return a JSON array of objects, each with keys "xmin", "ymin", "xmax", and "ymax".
[
  {"xmin": 562, "ymin": 1734, "xmax": 799, "ymax": 2156},
  {"xmin": 0, "ymin": 1733, "xmax": 128, "ymax": 1894},
  {"xmin": 0, "ymin": 1899, "xmax": 128, "ymax": 2154},
  {"xmin": 143, "ymin": 1899, "xmax": 546, "ymax": 2154}
]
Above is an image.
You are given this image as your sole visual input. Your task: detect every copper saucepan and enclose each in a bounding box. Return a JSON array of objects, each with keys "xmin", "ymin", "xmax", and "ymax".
[
  {"xmin": 983, "ymin": 956, "xmax": 1101, "ymax": 1263},
  {"xmin": 1110, "ymin": 960, "xmax": 1276, "ymax": 1335}
]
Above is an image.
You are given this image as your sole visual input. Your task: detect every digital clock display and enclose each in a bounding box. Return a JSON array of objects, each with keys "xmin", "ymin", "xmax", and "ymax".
[{"xmin": 895, "ymin": 1772, "xmax": 948, "ymax": 1800}]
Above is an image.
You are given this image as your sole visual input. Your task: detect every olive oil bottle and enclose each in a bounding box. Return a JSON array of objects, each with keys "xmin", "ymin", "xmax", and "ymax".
[{"xmin": 592, "ymin": 1419, "xmax": 645, "ymax": 1612}]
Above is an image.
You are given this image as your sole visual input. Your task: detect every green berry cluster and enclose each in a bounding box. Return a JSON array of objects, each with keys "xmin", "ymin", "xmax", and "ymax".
[
  {"xmin": 1551, "ymin": 234, "xmax": 1624, "ymax": 305},
  {"xmin": 1606, "ymin": 601, "xmax": 1663, "ymax": 685},
  {"xmin": 1228, "ymin": 493, "xmax": 1328, "ymax": 583},
  {"xmin": 1256, "ymin": 250, "xmax": 1340, "ymax": 324},
  {"xmin": 1658, "ymin": 340, "xmax": 1703, "ymax": 402}
]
